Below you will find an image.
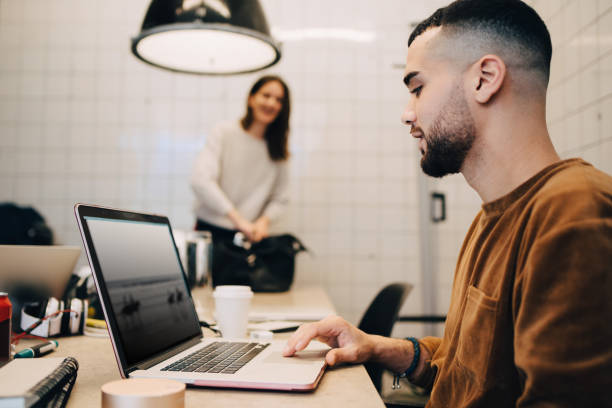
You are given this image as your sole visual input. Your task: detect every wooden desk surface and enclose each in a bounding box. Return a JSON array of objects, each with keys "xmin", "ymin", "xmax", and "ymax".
[
  {"xmin": 22, "ymin": 286, "xmax": 384, "ymax": 407},
  {"xmin": 193, "ymin": 285, "xmax": 338, "ymax": 322}
]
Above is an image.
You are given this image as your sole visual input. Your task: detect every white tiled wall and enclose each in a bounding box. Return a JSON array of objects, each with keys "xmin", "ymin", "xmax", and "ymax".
[{"xmin": 0, "ymin": 0, "xmax": 449, "ymax": 327}]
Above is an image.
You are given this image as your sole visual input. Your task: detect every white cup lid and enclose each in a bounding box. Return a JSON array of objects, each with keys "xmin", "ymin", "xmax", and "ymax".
[{"xmin": 213, "ymin": 285, "xmax": 253, "ymax": 298}]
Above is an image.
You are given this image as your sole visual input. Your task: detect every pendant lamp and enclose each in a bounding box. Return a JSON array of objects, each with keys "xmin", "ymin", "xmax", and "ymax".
[{"xmin": 131, "ymin": 0, "xmax": 281, "ymax": 75}]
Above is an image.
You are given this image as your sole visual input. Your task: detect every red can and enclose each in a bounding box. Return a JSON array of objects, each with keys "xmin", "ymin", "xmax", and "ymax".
[{"xmin": 0, "ymin": 292, "xmax": 12, "ymax": 364}]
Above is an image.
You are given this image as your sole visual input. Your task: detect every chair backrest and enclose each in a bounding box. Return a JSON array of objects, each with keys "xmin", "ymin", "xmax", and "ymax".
[
  {"xmin": 358, "ymin": 282, "xmax": 413, "ymax": 392},
  {"xmin": 359, "ymin": 282, "xmax": 412, "ymax": 336}
]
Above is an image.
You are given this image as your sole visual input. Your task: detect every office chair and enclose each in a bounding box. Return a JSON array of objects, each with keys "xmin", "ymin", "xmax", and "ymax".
[{"xmin": 358, "ymin": 282, "xmax": 412, "ymax": 392}]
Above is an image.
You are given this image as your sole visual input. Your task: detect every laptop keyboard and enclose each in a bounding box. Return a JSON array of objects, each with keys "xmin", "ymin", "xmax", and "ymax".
[{"xmin": 161, "ymin": 341, "xmax": 270, "ymax": 375}]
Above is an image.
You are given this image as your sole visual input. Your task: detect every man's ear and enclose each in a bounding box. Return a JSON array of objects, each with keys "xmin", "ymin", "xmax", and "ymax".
[{"xmin": 470, "ymin": 54, "xmax": 506, "ymax": 104}]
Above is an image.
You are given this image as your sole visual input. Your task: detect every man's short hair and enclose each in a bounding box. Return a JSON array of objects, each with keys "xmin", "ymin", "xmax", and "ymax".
[{"xmin": 409, "ymin": 0, "xmax": 552, "ymax": 87}]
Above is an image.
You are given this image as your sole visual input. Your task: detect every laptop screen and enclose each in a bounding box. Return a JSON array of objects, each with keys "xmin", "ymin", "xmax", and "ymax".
[{"xmin": 83, "ymin": 214, "xmax": 201, "ymax": 367}]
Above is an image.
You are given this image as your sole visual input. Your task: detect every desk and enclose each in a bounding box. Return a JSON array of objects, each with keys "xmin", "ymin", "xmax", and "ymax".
[
  {"xmin": 23, "ymin": 287, "xmax": 384, "ymax": 407},
  {"xmin": 194, "ymin": 286, "xmax": 338, "ymax": 322}
]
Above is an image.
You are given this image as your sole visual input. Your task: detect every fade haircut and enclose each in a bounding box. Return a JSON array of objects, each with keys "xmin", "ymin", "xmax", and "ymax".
[{"xmin": 408, "ymin": 0, "xmax": 552, "ymax": 88}]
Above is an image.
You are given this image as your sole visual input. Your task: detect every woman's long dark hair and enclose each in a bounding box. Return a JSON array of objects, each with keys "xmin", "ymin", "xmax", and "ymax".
[{"xmin": 240, "ymin": 75, "xmax": 291, "ymax": 162}]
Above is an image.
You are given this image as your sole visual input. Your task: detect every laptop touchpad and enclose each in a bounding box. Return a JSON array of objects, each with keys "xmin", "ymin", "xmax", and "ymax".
[{"xmin": 264, "ymin": 350, "xmax": 327, "ymax": 364}]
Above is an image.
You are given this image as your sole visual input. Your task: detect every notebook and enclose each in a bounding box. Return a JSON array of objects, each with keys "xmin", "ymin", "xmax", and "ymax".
[
  {"xmin": 0, "ymin": 245, "xmax": 80, "ymax": 299},
  {"xmin": 0, "ymin": 357, "xmax": 78, "ymax": 408},
  {"xmin": 74, "ymin": 204, "xmax": 328, "ymax": 391},
  {"xmin": 248, "ymin": 308, "xmax": 334, "ymax": 322}
]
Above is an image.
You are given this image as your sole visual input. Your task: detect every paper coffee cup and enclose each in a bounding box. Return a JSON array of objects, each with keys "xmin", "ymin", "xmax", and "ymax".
[{"xmin": 213, "ymin": 286, "xmax": 253, "ymax": 338}]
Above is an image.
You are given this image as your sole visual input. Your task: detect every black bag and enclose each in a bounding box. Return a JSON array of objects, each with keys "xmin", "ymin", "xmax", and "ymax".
[
  {"xmin": 211, "ymin": 234, "xmax": 307, "ymax": 292},
  {"xmin": 0, "ymin": 202, "xmax": 53, "ymax": 245}
]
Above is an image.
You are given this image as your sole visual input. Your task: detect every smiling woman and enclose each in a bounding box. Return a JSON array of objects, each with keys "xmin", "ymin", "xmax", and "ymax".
[{"xmin": 190, "ymin": 75, "xmax": 292, "ymax": 245}]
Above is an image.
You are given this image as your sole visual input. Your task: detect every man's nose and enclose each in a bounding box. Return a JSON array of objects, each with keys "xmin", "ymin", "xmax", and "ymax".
[{"xmin": 401, "ymin": 106, "xmax": 416, "ymax": 126}]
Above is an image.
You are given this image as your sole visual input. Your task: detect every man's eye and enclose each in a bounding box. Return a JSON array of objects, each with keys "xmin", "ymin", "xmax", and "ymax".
[{"xmin": 411, "ymin": 86, "xmax": 422, "ymax": 96}]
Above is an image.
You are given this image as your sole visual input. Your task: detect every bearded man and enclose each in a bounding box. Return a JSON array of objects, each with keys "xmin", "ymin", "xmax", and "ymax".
[{"xmin": 284, "ymin": 0, "xmax": 612, "ymax": 406}]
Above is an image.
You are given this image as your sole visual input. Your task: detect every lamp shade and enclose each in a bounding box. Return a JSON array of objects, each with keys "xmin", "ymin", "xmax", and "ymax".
[{"xmin": 131, "ymin": 0, "xmax": 281, "ymax": 75}]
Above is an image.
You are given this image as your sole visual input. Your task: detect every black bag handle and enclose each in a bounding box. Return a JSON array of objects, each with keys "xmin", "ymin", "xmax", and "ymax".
[{"xmin": 253, "ymin": 234, "xmax": 308, "ymax": 255}]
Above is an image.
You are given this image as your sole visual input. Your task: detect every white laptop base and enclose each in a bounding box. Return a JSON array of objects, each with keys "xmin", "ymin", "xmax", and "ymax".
[{"xmin": 133, "ymin": 338, "xmax": 328, "ymax": 391}]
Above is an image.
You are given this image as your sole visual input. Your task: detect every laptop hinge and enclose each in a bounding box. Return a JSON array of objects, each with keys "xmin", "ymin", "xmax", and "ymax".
[{"xmin": 127, "ymin": 336, "xmax": 203, "ymax": 373}]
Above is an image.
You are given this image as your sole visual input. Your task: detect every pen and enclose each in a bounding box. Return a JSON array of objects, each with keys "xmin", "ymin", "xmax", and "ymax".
[{"xmin": 15, "ymin": 340, "xmax": 59, "ymax": 358}]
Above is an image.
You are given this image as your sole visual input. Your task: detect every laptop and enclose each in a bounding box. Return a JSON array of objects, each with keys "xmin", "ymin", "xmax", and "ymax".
[
  {"xmin": 0, "ymin": 245, "xmax": 81, "ymax": 299},
  {"xmin": 74, "ymin": 204, "xmax": 328, "ymax": 391}
]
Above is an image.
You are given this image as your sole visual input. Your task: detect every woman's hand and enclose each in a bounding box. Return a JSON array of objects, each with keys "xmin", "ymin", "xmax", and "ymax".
[
  {"xmin": 251, "ymin": 216, "xmax": 270, "ymax": 242},
  {"xmin": 227, "ymin": 211, "xmax": 270, "ymax": 243},
  {"xmin": 227, "ymin": 209, "xmax": 256, "ymax": 241}
]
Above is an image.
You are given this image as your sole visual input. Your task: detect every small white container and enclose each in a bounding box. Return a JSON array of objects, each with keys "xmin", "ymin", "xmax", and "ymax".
[{"xmin": 101, "ymin": 378, "xmax": 185, "ymax": 408}]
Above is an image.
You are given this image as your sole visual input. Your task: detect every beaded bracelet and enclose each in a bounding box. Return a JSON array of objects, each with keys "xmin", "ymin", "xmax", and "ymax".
[{"xmin": 392, "ymin": 337, "xmax": 420, "ymax": 390}]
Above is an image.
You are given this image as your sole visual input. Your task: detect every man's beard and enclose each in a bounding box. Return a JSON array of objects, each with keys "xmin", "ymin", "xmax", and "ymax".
[{"xmin": 420, "ymin": 85, "xmax": 476, "ymax": 178}]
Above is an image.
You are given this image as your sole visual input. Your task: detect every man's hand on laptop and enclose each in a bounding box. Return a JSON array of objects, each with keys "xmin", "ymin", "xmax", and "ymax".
[
  {"xmin": 283, "ymin": 315, "xmax": 424, "ymax": 375},
  {"xmin": 282, "ymin": 315, "xmax": 375, "ymax": 366}
]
